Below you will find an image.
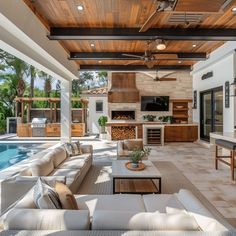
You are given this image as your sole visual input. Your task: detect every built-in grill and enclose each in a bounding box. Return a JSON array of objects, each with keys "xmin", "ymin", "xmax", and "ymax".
[{"xmin": 31, "ymin": 118, "xmax": 47, "ymax": 137}]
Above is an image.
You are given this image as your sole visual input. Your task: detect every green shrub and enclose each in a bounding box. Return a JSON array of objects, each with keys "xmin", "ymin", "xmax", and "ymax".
[
  {"xmin": 98, "ymin": 116, "xmax": 108, "ymax": 127},
  {"xmin": 0, "ymin": 120, "xmax": 6, "ymax": 134}
]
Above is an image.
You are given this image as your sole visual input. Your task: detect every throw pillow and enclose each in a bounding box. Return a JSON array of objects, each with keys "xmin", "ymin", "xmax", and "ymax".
[
  {"xmin": 34, "ymin": 178, "xmax": 62, "ymax": 209},
  {"xmin": 64, "ymin": 141, "xmax": 82, "ymax": 157},
  {"xmin": 55, "ymin": 181, "xmax": 78, "ymax": 210}
]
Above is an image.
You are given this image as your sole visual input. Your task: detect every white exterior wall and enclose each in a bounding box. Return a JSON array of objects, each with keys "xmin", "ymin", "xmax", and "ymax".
[
  {"xmin": 192, "ymin": 42, "xmax": 236, "ymax": 133},
  {"xmin": 88, "ymin": 96, "xmax": 108, "ymax": 134}
]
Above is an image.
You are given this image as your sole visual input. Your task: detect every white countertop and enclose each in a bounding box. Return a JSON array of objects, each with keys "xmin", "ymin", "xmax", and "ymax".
[
  {"xmin": 106, "ymin": 121, "xmax": 198, "ymax": 126},
  {"xmin": 210, "ymin": 132, "xmax": 236, "ymax": 143}
]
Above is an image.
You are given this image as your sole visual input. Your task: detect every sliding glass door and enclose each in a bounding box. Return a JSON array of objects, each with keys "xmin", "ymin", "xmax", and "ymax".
[{"xmin": 200, "ymin": 87, "xmax": 223, "ymax": 141}]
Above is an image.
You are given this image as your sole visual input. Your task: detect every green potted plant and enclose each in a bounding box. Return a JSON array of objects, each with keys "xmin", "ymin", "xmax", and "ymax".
[
  {"xmin": 159, "ymin": 115, "xmax": 173, "ymax": 123},
  {"xmin": 130, "ymin": 148, "xmax": 151, "ymax": 168},
  {"xmin": 98, "ymin": 115, "xmax": 108, "ymax": 134},
  {"xmin": 143, "ymin": 115, "xmax": 156, "ymax": 122}
]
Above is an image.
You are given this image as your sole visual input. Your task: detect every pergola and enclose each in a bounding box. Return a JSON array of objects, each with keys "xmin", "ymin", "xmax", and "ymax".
[{"xmin": 14, "ymin": 97, "xmax": 88, "ymax": 125}]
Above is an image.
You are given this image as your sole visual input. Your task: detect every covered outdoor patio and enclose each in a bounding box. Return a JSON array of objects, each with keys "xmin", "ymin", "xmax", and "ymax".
[{"xmin": 1, "ymin": 0, "xmax": 236, "ymax": 235}]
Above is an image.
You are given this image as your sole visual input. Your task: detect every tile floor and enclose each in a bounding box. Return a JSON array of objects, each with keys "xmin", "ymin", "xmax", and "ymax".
[{"xmin": 79, "ymin": 138, "xmax": 236, "ymax": 224}]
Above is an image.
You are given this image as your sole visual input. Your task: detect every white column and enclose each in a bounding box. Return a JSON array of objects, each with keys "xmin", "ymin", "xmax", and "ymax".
[{"xmin": 60, "ymin": 79, "xmax": 72, "ymax": 143}]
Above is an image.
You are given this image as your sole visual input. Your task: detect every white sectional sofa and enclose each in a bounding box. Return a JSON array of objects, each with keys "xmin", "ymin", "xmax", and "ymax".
[
  {"xmin": 0, "ymin": 144, "xmax": 93, "ymax": 214},
  {"xmin": 0, "ymin": 189, "xmax": 233, "ymax": 232},
  {"xmin": 18, "ymin": 144, "xmax": 93, "ymax": 193}
]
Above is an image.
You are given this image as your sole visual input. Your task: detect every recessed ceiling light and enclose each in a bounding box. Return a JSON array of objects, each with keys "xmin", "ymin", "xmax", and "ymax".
[
  {"xmin": 98, "ymin": 60, "xmax": 102, "ymax": 63},
  {"xmin": 192, "ymin": 44, "xmax": 197, "ymax": 48},
  {"xmin": 77, "ymin": 5, "xmax": 84, "ymax": 11},
  {"xmin": 90, "ymin": 43, "xmax": 95, "ymax": 47},
  {"xmin": 178, "ymin": 61, "xmax": 182, "ymax": 64},
  {"xmin": 232, "ymin": 7, "xmax": 236, "ymax": 12}
]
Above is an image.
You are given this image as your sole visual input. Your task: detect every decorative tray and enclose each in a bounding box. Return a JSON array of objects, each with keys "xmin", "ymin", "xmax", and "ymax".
[{"xmin": 125, "ymin": 162, "xmax": 146, "ymax": 171}]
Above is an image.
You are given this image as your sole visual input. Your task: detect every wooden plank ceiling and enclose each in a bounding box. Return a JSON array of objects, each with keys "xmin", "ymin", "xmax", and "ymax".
[{"xmin": 23, "ymin": 0, "xmax": 236, "ymax": 70}]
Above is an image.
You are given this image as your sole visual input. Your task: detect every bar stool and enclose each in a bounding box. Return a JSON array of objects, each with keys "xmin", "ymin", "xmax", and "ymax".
[{"xmin": 215, "ymin": 139, "xmax": 236, "ymax": 181}]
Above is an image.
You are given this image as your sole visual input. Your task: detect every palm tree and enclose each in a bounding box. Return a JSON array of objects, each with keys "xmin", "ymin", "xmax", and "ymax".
[
  {"xmin": 38, "ymin": 71, "xmax": 52, "ymax": 97},
  {"xmin": 44, "ymin": 78, "xmax": 52, "ymax": 97},
  {"xmin": 0, "ymin": 50, "xmax": 29, "ymax": 114},
  {"xmin": 29, "ymin": 65, "xmax": 38, "ymax": 98},
  {"xmin": 96, "ymin": 71, "xmax": 108, "ymax": 87}
]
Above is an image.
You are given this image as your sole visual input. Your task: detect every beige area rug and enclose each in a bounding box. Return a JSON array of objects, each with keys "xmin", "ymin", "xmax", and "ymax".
[{"xmin": 79, "ymin": 161, "xmax": 235, "ymax": 228}]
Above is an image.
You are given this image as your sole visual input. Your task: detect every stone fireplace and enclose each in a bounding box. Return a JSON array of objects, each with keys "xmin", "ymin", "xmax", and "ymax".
[{"xmin": 111, "ymin": 110, "xmax": 135, "ymax": 120}]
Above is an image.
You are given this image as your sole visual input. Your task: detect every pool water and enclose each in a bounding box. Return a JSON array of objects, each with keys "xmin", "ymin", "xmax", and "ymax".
[{"xmin": 0, "ymin": 143, "xmax": 42, "ymax": 170}]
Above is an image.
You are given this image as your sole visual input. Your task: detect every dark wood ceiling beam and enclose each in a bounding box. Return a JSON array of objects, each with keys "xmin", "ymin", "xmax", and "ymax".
[
  {"xmin": 79, "ymin": 65, "xmax": 191, "ymax": 71},
  {"xmin": 70, "ymin": 52, "xmax": 207, "ymax": 60},
  {"xmin": 48, "ymin": 28, "xmax": 236, "ymax": 41}
]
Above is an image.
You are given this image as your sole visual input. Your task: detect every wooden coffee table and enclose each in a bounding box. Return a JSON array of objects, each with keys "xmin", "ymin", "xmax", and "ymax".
[{"xmin": 112, "ymin": 160, "xmax": 162, "ymax": 194}]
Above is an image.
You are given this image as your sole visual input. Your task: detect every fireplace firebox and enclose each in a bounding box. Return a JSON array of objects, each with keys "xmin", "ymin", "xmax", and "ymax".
[{"xmin": 111, "ymin": 110, "xmax": 135, "ymax": 120}]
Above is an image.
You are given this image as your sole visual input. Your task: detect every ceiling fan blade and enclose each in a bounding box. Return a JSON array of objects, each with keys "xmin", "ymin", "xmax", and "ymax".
[
  {"xmin": 159, "ymin": 77, "xmax": 177, "ymax": 81},
  {"xmin": 122, "ymin": 54, "xmax": 143, "ymax": 59},
  {"xmin": 125, "ymin": 60, "xmax": 140, "ymax": 66},
  {"xmin": 160, "ymin": 71, "xmax": 176, "ymax": 79},
  {"xmin": 139, "ymin": 9, "xmax": 160, "ymax": 32}
]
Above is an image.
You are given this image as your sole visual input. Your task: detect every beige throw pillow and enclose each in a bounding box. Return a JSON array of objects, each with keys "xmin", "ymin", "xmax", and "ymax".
[{"xmin": 55, "ymin": 182, "xmax": 78, "ymax": 210}]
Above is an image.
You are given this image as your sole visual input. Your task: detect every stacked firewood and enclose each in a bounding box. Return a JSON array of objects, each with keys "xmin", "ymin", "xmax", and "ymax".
[{"xmin": 111, "ymin": 126, "xmax": 135, "ymax": 140}]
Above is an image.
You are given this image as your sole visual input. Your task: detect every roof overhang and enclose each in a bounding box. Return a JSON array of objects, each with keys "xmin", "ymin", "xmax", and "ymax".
[{"xmin": 0, "ymin": 0, "xmax": 79, "ymax": 81}]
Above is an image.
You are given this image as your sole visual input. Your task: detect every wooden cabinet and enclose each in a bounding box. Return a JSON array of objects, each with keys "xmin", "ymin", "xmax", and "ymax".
[
  {"xmin": 71, "ymin": 123, "xmax": 85, "ymax": 137},
  {"xmin": 17, "ymin": 124, "xmax": 32, "ymax": 137},
  {"xmin": 164, "ymin": 125, "xmax": 198, "ymax": 142},
  {"xmin": 46, "ymin": 124, "xmax": 60, "ymax": 137}
]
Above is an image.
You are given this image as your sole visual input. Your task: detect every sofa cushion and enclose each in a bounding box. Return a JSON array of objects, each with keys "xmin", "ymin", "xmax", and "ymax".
[
  {"xmin": 166, "ymin": 194, "xmax": 187, "ymax": 214},
  {"xmin": 30, "ymin": 157, "xmax": 54, "ymax": 176},
  {"xmin": 33, "ymin": 178, "xmax": 62, "ymax": 209},
  {"xmin": 75, "ymin": 194, "xmax": 145, "ymax": 218},
  {"xmin": 68, "ymin": 153, "xmax": 91, "ymax": 161},
  {"xmin": 64, "ymin": 142, "xmax": 82, "ymax": 157},
  {"xmin": 177, "ymin": 189, "xmax": 228, "ymax": 231},
  {"xmin": 3, "ymin": 209, "xmax": 90, "ymax": 230},
  {"xmin": 58, "ymin": 158, "xmax": 86, "ymax": 170},
  {"xmin": 92, "ymin": 211, "xmax": 199, "ymax": 231},
  {"xmin": 46, "ymin": 147, "xmax": 67, "ymax": 168},
  {"xmin": 123, "ymin": 139, "xmax": 143, "ymax": 151},
  {"xmin": 14, "ymin": 188, "xmax": 36, "ymax": 209},
  {"xmin": 51, "ymin": 168, "xmax": 81, "ymax": 180},
  {"xmin": 142, "ymin": 194, "xmax": 172, "ymax": 213},
  {"xmin": 55, "ymin": 182, "xmax": 78, "ymax": 210}
]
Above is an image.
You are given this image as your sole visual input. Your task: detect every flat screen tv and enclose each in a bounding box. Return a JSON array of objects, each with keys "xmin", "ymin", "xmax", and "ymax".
[{"xmin": 141, "ymin": 96, "xmax": 169, "ymax": 111}]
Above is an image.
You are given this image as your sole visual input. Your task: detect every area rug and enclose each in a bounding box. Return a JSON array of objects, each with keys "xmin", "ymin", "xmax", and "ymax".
[{"xmin": 79, "ymin": 161, "xmax": 234, "ymax": 228}]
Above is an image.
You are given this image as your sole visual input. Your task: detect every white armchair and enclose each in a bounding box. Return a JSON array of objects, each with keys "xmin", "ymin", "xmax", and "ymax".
[{"xmin": 117, "ymin": 139, "xmax": 146, "ymax": 160}]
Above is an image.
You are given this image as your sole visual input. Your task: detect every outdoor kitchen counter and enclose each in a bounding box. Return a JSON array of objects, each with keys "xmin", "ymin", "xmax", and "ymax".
[
  {"xmin": 106, "ymin": 122, "xmax": 198, "ymax": 142},
  {"xmin": 106, "ymin": 121, "xmax": 198, "ymax": 126},
  {"xmin": 17, "ymin": 123, "xmax": 85, "ymax": 137}
]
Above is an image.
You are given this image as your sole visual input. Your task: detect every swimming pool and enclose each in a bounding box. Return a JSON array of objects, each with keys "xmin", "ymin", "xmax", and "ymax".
[{"xmin": 0, "ymin": 143, "xmax": 42, "ymax": 170}]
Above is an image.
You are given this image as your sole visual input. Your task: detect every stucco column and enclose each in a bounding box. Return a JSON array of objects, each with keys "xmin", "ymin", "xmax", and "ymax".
[{"xmin": 60, "ymin": 79, "xmax": 72, "ymax": 143}]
